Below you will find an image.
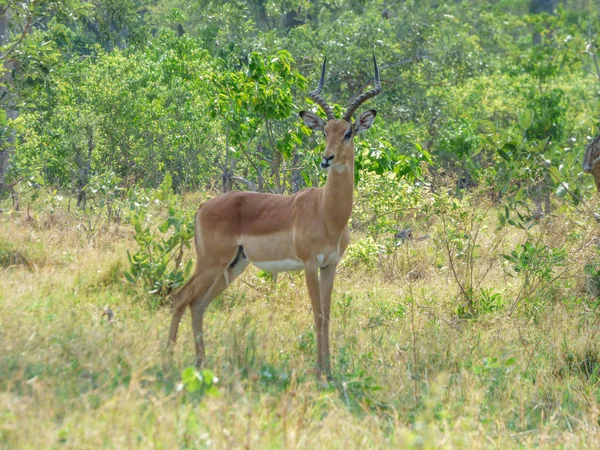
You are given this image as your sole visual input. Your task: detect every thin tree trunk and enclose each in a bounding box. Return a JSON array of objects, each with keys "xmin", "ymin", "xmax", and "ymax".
[
  {"xmin": 291, "ymin": 151, "xmax": 304, "ymax": 193},
  {"xmin": 76, "ymin": 130, "xmax": 95, "ymax": 209},
  {"xmin": 530, "ymin": 0, "xmax": 559, "ymax": 44},
  {"xmin": 271, "ymin": 150, "xmax": 282, "ymax": 193},
  {"xmin": 0, "ymin": 12, "xmax": 12, "ymax": 193},
  {"xmin": 265, "ymin": 120, "xmax": 283, "ymax": 193},
  {"xmin": 222, "ymin": 129, "xmax": 234, "ymax": 192},
  {"xmin": 0, "ymin": 9, "xmax": 24, "ymax": 207}
]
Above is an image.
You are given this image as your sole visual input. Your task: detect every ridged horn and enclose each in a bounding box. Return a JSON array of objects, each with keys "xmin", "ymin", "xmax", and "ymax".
[
  {"xmin": 342, "ymin": 54, "xmax": 382, "ymax": 122},
  {"xmin": 308, "ymin": 57, "xmax": 336, "ymax": 121}
]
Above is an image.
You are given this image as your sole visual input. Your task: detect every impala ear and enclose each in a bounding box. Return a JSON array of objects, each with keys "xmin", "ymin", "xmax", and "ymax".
[
  {"xmin": 354, "ymin": 110, "xmax": 377, "ymax": 133},
  {"xmin": 300, "ymin": 111, "xmax": 326, "ymax": 131}
]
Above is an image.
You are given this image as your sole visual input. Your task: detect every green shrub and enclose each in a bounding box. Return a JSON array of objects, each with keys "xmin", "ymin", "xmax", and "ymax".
[{"xmin": 123, "ymin": 173, "xmax": 194, "ymax": 304}]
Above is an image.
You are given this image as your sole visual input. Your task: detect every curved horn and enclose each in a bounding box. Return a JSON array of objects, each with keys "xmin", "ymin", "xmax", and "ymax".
[
  {"xmin": 308, "ymin": 57, "xmax": 336, "ymax": 121},
  {"xmin": 342, "ymin": 54, "xmax": 382, "ymax": 122}
]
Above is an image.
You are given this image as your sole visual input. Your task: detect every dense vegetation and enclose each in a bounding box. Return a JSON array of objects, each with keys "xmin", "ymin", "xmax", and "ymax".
[{"xmin": 2, "ymin": 0, "xmax": 600, "ymax": 447}]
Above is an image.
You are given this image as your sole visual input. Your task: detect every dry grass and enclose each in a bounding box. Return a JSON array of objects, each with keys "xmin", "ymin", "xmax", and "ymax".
[{"xmin": 2, "ymin": 201, "xmax": 600, "ymax": 449}]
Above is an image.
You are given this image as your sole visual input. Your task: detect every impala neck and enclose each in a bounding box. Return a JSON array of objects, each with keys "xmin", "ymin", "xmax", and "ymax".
[{"xmin": 321, "ymin": 155, "xmax": 355, "ymax": 237}]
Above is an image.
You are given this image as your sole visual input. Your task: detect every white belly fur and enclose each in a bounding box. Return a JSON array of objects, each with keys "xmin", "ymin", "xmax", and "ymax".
[{"xmin": 252, "ymin": 259, "xmax": 304, "ymax": 273}]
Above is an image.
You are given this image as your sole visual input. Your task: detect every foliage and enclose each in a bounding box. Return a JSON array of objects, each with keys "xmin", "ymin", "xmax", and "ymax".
[
  {"xmin": 2, "ymin": 0, "xmax": 598, "ymax": 208},
  {"xmin": 502, "ymin": 239, "xmax": 567, "ymax": 313},
  {"xmin": 212, "ymin": 49, "xmax": 307, "ymax": 192},
  {"xmin": 4, "ymin": 1, "xmax": 600, "ymax": 446},
  {"xmin": 179, "ymin": 367, "xmax": 219, "ymax": 397},
  {"xmin": 11, "ymin": 29, "xmax": 220, "ymax": 192},
  {"xmin": 343, "ymin": 236, "xmax": 383, "ymax": 271},
  {"xmin": 430, "ymin": 190, "xmax": 505, "ymax": 316},
  {"xmin": 123, "ymin": 173, "xmax": 194, "ymax": 303}
]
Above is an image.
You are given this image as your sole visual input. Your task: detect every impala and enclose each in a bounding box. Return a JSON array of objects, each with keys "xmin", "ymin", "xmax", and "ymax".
[
  {"xmin": 168, "ymin": 56, "xmax": 381, "ymax": 377},
  {"xmin": 583, "ymin": 134, "xmax": 600, "ymax": 191}
]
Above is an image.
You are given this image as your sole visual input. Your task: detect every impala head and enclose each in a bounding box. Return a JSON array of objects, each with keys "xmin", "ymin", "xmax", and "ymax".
[{"xmin": 300, "ymin": 55, "xmax": 381, "ymax": 171}]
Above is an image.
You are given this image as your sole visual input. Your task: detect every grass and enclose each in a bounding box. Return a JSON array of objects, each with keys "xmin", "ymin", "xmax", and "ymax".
[{"xmin": 2, "ymin": 198, "xmax": 600, "ymax": 449}]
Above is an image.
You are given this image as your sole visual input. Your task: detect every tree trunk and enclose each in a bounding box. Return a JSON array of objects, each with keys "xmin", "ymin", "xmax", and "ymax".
[
  {"xmin": 271, "ymin": 150, "xmax": 282, "ymax": 193},
  {"xmin": 0, "ymin": 140, "xmax": 9, "ymax": 191},
  {"xmin": 0, "ymin": 10, "xmax": 21, "ymax": 205},
  {"xmin": 0, "ymin": 12, "xmax": 11, "ymax": 193},
  {"xmin": 530, "ymin": 0, "xmax": 559, "ymax": 44},
  {"xmin": 76, "ymin": 130, "xmax": 95, "ymax": 209},
  {"xmin": 529, "ymin": 0, "xmax": 560, "ymax": 14},
  {"xmin": 221, "ymin": 129, "xmax": 236, "ymax": 193},
  {"xmin": 291, "ymin": 151, "xmax": 304, "ymax": 193},
  {"xmin": 222, "ymin": 168, "xmax": 233, "ymax": 192}
]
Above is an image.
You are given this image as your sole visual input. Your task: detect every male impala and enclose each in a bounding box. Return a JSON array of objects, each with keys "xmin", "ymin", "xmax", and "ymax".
[{"xmin": 168, "ymin": 56, "xmax": 381, "ymax": 377}]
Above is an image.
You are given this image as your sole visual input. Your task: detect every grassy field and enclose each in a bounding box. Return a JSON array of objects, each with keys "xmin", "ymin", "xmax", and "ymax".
[{"xmin": 2, "ymin": 195, "xmax": 600, "ymax": 449}]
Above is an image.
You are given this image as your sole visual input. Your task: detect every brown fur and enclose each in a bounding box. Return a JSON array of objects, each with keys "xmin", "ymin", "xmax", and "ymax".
[{"xmin": 584, "ymin": 134, "xmax": 600, "ymax": 191}]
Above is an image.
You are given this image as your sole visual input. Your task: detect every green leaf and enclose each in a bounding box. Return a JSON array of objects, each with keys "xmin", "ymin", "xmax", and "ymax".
[
  {"xmin": 158, "ymin": 220, "xmax": 170, "ymax": 233},
  {"xmin": 123, "ymin": 271, "xmax": 135, "ymax": 283},
  {"xmin": 498, "ymin": 212, "xmax": 506, "ymax": 226},
  {"xmin": 548, "ymin": 166, "xmax": 561, "ymax": 182},
  {"xmin": 200, "ymin": 369, "xmax": 214, "ymax": 386},
  {"xmin": 515, "ymin": 187, "xmax": 525, "ymax": 202},
  {"xmin": 497, "ymin": 149, "xmax": 511, "ymax": 161},
  {"xmin": 504, "ymin": 357, "xmax": 516, "ymax": 367},
  {"xmin": 555, "ymin": 184, "xmax": 568, "ymax": 198},
  {"xmin": 181, "ymin": 366, "xmax": 196, "ymax": 383},
  {"xmin": 205, "ymin": 386, "xmax": 220, "ymax": 397},
  {"xmin": 517, "ymin": 110, "xmax": 534, "ymax": 130}
]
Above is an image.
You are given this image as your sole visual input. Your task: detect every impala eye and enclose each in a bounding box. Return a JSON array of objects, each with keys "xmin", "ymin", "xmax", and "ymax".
[{"xmin": 344, "ymin": 130, "xmax": 353, "ymax": 140}]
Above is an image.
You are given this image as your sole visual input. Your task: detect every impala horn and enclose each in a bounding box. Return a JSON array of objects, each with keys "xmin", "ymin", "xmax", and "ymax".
[
  {"xmin": 308, "ymin": 57, "xmax": 336, "ymax": 121},
  {"xmin": 342, "ymin": 54, "xmax": 382, "ymax": 122}
]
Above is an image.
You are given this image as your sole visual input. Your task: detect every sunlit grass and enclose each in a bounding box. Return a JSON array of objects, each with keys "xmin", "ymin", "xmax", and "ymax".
[{"xmin": 2, "ymin": 201, "xmax": 600, "ymax": 449}]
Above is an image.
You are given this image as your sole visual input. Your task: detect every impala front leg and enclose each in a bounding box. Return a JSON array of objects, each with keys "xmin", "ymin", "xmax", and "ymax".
[
  {"xmin": 318, "ymin": 263, "xmax": 337, "ymax": 377},
  {"xmin": 304, "ymin": 260, "xmax": 330, "ymax": 378}
]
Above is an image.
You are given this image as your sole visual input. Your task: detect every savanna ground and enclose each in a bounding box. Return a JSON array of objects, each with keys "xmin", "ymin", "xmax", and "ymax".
[
  {"xmin": 3, "ymin": 0, "xmax": 600, "ymax": 448},
  {"xmin": 2, "ymin": 187, "xmax": 600, "ymax": 449}
]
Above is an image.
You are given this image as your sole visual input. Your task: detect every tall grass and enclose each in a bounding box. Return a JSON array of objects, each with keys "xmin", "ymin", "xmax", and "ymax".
[{"xmin": 2, "ymin": 193, "xmax": 600, "ymax": 449}]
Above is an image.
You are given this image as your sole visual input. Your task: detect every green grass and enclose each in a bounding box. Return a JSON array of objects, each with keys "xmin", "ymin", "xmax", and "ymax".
[{"xmin": 2, "ymin": 202, "xmax": 600, "ymax": 449}]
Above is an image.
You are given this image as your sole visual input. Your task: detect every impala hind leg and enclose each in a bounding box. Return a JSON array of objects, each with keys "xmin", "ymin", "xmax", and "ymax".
[
  {"xmin": 190, "ymin": 248, "xmax": 249, "ymax": 366},
  {"xmin": 168, "ymin": 268, "xmax": 221, "ymax": 349}
]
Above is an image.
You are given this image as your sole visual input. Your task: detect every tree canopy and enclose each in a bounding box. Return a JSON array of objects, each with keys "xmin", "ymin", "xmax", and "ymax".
[{"xmin": 0, "ymin": 0, "xmax": 598, "ymax": 207}]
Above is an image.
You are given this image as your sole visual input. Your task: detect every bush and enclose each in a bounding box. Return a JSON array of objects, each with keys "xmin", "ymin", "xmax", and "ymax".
[{"xmin": 123, "ymin": 173, "xmax": 194, "ymax": 304}]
